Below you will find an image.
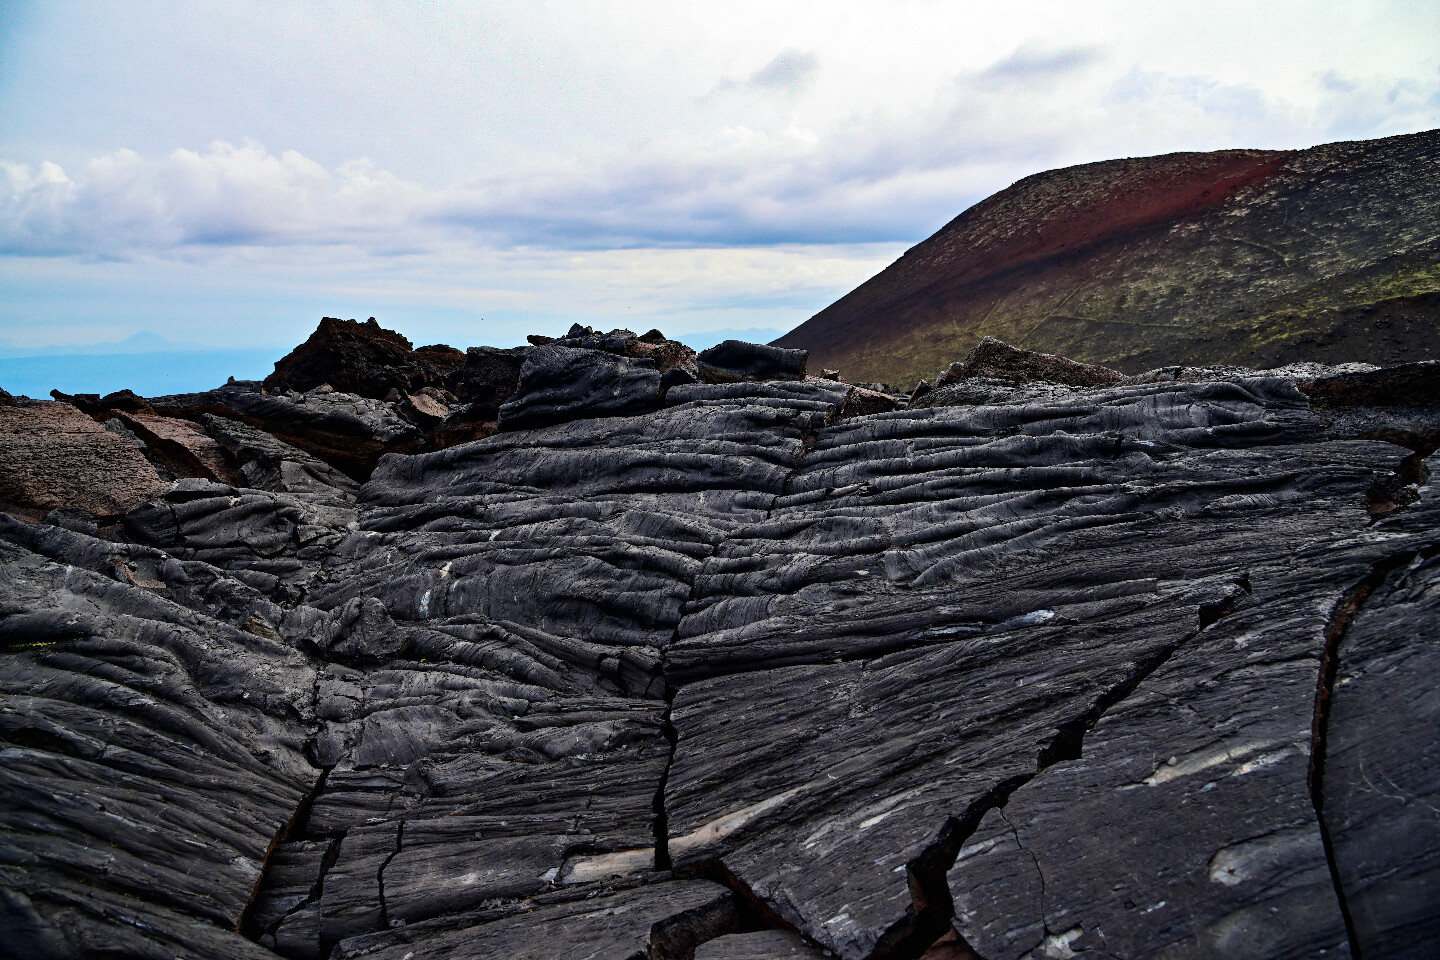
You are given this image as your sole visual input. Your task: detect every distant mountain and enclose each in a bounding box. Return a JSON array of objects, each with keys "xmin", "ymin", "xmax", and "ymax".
[
  {"xmin": 0, "ymin": 330, "xmax": 186, "ymax": 359},
  {"xmin": 0, "ymin": 349, "xmax": 282, "ymax": 397},
  {"xmin": 776, "ymin": 129, "xmax": 1440, "ymax": 387}
]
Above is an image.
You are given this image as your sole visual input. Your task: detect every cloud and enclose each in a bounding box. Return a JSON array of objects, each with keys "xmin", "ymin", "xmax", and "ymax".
[
  {"xmin": 971, "ymin": 44, "xmax": 1102, "ymax": 90},
  {"xmin": 748, "ymin": 48, "xmax": 819, "ymax": 92},
  {"xmin": 0, "ymin": 141, "xmax": 425, "ymax": 257},
  {"xmin": 2, "ymin": 3, "xmax": 1438, "ymax": 353},
  {"xmin": 2, "ymin": 49, "xmax": 1438, "ymax": 262}
]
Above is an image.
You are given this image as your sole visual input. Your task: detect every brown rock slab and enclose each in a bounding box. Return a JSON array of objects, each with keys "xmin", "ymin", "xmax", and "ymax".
[
  {"xmin": 936, "ymin": 336, "xmax": 1123, "ymax": 388},
  {"xmin": 115, "ymin": 410, "xmax": 245, "ymax": 484},
  {"xmin": 838, "ymin": 385, "xmax": 900, "ymax": 420},
  {"xmin": 0, "ymin": 402, "xmax": 166, "ymax": 519}
]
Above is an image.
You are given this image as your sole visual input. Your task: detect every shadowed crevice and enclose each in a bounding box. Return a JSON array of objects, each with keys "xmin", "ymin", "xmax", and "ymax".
[
  {"xmin": 882, "ymin": 584, "xmax": 1250, "ymax": 960},
  {"xmin": 237, "ymin": 765, "xmax": 332, "ymax": 940},
  {"xmin": 1309, "ymin": 553, "xmax": 1416, "ymax": 960}
]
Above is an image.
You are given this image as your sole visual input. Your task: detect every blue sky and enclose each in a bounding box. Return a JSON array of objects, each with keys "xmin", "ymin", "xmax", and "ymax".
[{"xmin": 2, "ymin": 0, "xmax": 1438, "ymax": 355}]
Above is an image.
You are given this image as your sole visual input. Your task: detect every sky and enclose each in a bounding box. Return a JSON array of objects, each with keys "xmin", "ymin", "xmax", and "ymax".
[{"xmin": 2, "ymin": 0, "xmax": 1438, "ymax": 357}]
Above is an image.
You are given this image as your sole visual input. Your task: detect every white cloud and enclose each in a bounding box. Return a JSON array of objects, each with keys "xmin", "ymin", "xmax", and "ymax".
[
  {"xmin": 0, "ymin": 1, "xmax": 1437, "ymax": 349},
  {"xmin": 7, "ymin": 46, "xmax": 1435, "ymax": 264}
]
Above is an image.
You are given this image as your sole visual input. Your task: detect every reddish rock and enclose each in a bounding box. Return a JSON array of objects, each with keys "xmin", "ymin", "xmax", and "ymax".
[
  {"xmin": 624, "ymin": 337, "xmax": 697, "ymax": 375},
  {"xmin": 838, "ymin": 386, "xmax": 901, "ymax": 420},
  {"xmin": 402, "ymin": 391, "xmax": 450, "ymax": 424},
  {"xmin": 1297, "ymin": 361, "xmax": 1440, "ymax": 409},
  {"xmin": 0, "ymin": 402, "xmax": 166, "ymax": 519},
  {"xmin": 937, "ymin": 338, "xmax": 1123, "ymax": 388},
  {"xmin": 113, "ymin": 411, "xmax": 245, "ymax": 485}
]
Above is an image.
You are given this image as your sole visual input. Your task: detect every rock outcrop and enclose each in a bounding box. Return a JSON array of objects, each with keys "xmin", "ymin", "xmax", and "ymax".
[
  {"xmin": 695, "ymin": 340, "xmax": 808, "ymax": 383},
  {"xmin": 777, "ymin": 128, "xmax": 1440, "ymax": 386},
  {"xmin": 0, "ymin": 401, "xmax": 167, "ymax": 520},
  {"xmin": 498, "ymin": 345, "xmax": 663, "ymax": 430},
  {"xmin": 2, "ymin": 326, "xmax": 1439, "ymax": 960},
  {"xmin": 264, "ymin": 318, "xmax": 461, "ymax": 399}
]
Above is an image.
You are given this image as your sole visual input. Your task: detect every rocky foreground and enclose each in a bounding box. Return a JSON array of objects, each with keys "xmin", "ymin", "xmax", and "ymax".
[{"xmin": 1, "ymin": 320, "xmax": 1438, "ymax": 959}]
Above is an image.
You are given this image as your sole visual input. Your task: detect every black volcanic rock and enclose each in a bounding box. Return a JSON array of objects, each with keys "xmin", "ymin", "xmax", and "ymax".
[
  {"xmin": 0, "ymin": 514, "xmax": 321, "ymax": 957},
  {"xmin": 203, "ymin": 414, "xmax": 360, "ymax": 499},
  {"xmin": 4, "ymin": 332, "xmax": 1440, "ymax": 959},
  {"xmin": 498, "ymin": 344, "xmax": 663, "ymax": 430},
  {"xmin": 696, "ymin": 930, "xmax": 829, "ymax": 959},
  {"xmin": 264, "ymin": 317, "xmax": 426, "ymax": 399},
  {"xmin": 1321, "ymin": 488, "xmax": 1440, "ymax": 957},
  {"xmin": 452, "ymin": 345, "xmax": 527, "ymax": 411},
  {"xmin": 696, "ymin": 339, "xmax": 808, "ymax": 383},
  {"xmin": 152, "ymin": 383, "xmax": 423, "ymax": 480}
]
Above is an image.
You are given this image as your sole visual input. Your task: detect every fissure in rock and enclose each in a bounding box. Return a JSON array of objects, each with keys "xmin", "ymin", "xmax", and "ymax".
[
  {"xmin": 238, "ymin": 765, "xmax": 333, "ymax": 940},
  {"xmin": 899, "ymin": 591, "xmax": 1247, "ymax": 960},
  {"xmin": 1309, "ymin": 554, "xmax": 1415, "ymax": 960}
]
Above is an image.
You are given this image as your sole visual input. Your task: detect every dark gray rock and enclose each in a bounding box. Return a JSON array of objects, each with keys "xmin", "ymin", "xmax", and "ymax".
[
  {"xmin": 42, "ymin": 506, "xmax": 98, "ymax": 536},
  {"xmin": 329, "ymin": 879, "xmax": 738, "ymax": 960},
  {"xmin": 6, "ymin": 352, "xmax": 1440, "ymax": 960},
  {"xmin": 0, "ymin": 516, "xmax": 321, "ymax": 949},
  {"xmin": 696, "ymin": 340, "xmax": 808, "ymax": 383},
  {"xmin": 695, "ymin": 929, "xmax": 830, "ymax": 959},
  {"xmin": 152, "ymin": 385, "xmax": 423, "ymax": 480},
  {"xmin": 945, "ymin": 553, "xmax": 1374, "ymax": 959},
  {"xmin": 453, "ymin": 345, "xmax": 527, "ymax": 411},
  {"xmin": 204, "ymin": 415, "xmax": 360, "ymax": 499},
  {"xmin": 123, "ymin": 476, "xmax": 357, "ymax": 594},
  {"xmin": 1320, "ymin": 469, "xmax": 1440, "ymax": 959},
  {"xmin": 498, "ymin": 345, "xmax": 662, "ymax": 431}
]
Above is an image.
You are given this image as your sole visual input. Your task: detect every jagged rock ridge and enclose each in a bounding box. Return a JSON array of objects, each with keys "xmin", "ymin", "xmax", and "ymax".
[
  {"xmin": 776, "ymin": 128, "xmax": 1440, "ymax": 387},
  {"xmin": 1, "ymin": 324, "xmax": 1438, "ymax": 959}
]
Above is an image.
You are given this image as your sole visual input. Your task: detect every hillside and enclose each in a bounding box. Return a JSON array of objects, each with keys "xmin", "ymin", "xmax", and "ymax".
[{"xmin": 776, "ymin": 129, "xmax": 1440, "ymax": 387}]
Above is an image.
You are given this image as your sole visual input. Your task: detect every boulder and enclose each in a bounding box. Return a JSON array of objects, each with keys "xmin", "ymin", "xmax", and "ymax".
[
  {"xmin": 498, "ymin": 345, "xmax": 662, "ymax": 431},
  {"xmin": 263, "ymin": 317, "xmax": 444, "ymax": 398},
  {"xmin": 42, "ymin": 506, "xmax": 99, "ymax": 536},
  {"xmin": 0, "ymin": 402, "xmax": 166, "ymax": 520},
  {"xmin": 202, "ymin": 415, "xmax": 359, "ymax": 500},
  {"xmin": 411, "ymin": 343, "xmax": 467, "ymax": 384},
  {"xmin": 49, "ymin": 387, "xmax": 155, "ymax": 416},
  {"xmin": 451, "ymin": 345, "xmax": 527, "ymax": 412},
  {"xmin": 1296, "ymin": 360, "xmax": 1440, "ymax": 408},
  {"xmin": 429, "ymin": 402, "xmax": 499, "ymax": 448},
  {"xmin": 318, "ymin": 596, "xmax": 408, "ymax": 663},
  {"xmin": 110, "ymin": 411, "xmax": 245, "ymax": 485},
  {"xmin": 399, "ymin": 390, "xmax": 450, "ymax": 428},
  {"xmin": 695, "ymin": 340, "xmax": 808, "ymax": 383},
  {"xmin": 624, "ymin": 336, "xmax": 697, "ymax": 375},
  {"xmin": 837, "ymin": 385, "xmax": 901, "ymax": 420},
  {"xmin": 936, "ymin": 336, "xmax": 1124, "ymax": 387},
  {"xmin": 152, "ymin": 384, "xmax": 423, "ymax": 480},
  {"xmin": 910, "ymin": 376, "xmax": 1080, "ymax": 409}
]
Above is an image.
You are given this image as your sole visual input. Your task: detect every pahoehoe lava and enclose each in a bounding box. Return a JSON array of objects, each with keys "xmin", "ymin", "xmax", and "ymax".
[{"xmin": 3, "ymin": 133, "xmax": 1440, "ymax": 960}]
